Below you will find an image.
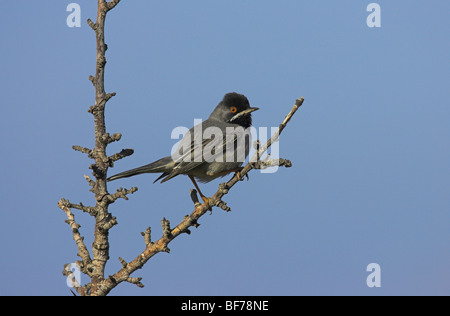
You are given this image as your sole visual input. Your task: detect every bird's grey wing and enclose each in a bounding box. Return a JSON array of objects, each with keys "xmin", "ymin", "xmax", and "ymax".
[
  {"xmin": 161, "ymin": 122, "xmax": 251, "ymax": 182},
  {"xmin": 160, "ymin": 130, "xmax": 217, "ymax": 182},
  {"xmin": 202, "ymin": 124, "xmax": 251, "ymax": 176}
]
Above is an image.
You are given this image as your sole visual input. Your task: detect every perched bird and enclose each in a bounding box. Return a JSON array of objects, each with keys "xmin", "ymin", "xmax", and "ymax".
[{"xmin": 107, "ymin": 92, "xmax": 259, "ymax": 202}]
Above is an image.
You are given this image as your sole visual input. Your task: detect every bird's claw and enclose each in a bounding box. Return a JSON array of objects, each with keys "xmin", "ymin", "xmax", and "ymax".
[{"xmin": 201, "ymin": 196, "xmax": 211, "ymax": 205}]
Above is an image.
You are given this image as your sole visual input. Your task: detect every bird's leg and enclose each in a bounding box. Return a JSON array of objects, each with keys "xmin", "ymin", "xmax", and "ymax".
[{"xmin": 189, "ymin": 175, "xmax": 210, "ymax": 204}]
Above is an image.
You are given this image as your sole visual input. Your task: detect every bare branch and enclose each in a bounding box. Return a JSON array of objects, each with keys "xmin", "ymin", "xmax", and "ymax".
[
  {"xmin": 100, "ymin": 132, "xmax": 122, "ymax": 144},
  {"xmin": 109, "ymin": 186, "xmax": 138, "ymax": 202},
  {"xmin": 60, "ymin": 0, "xmax": 125, "ymax": 296},
  {"xmin": 105, "ymin": 92, "xmax": 116, "ymax": 102},
  {"xmin": 72, "ymin": 145, "xmax": 93, "ymax": 158},
  {"xmin": 252, "ymin": 157, "xmax": 293, "ymax": 170},
  {"xmin": 108, "ymin": 148, "xmax": 134, "ymax": 164},
  {"xmin": 141, "ymin": 227, "xmax": 152, "ymax": 246},
  {"xmin": 58, "ymin": 199, "xmax": 92, "ymax": 266},
  {"xmin": 87, "ymin": 19, "xmax": 96, "ymax": 30},
  {"xmin": 71, "ymin": 202, "xmax": 98, "ymax": 216},
  {"xmin": 60, "ymin": 0, "xmax": 304, "ymax": 296},
  {"xmin": 161, "ymin": 218, "xmax": 172, "ymax": 239},
  {"xmin": 106, "ymin": 0, "xmax": 121, "ymax": 11},
  {"xmin": 84, "ymin": 175, "xmax": 96, "ymax": 192},
  {"xmin": 126, "ymin": 277, "xmax": 144, "ymax": 288},
  {"xmin": 118, "ymin": 257, "xmax": 128, "ymax": 268}
]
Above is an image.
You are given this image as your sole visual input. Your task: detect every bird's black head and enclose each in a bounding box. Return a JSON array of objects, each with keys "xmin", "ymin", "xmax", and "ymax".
[{"xmin": 209, "ymin": 92, "xmax": 259, "ymax": 129}]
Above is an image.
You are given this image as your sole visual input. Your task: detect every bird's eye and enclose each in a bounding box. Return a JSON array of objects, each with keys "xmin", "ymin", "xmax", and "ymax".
[{"xmin": 230, "ymin": 106, "xmax": 237, "ymax": 113}]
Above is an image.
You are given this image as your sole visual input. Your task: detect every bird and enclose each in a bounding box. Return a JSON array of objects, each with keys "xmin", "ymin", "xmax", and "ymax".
[{"xmin": 107, "ymin": 92, "xmax": 259, "ymax": 203}]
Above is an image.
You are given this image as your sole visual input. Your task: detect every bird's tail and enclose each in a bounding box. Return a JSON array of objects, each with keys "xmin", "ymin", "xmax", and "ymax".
[{"xmin": 106, "ymin": 156, "xmax": 174, "ymax": 182}]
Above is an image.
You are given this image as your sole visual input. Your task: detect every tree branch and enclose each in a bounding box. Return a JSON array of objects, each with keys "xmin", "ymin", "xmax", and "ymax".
[
  {"xmin": 59, "ymin": 0, "xmax": 125, "ymax": 296},
  {"xmin": 59, "ymin": 0, "xmax": 304, "ymax": 296},
  {"xmin": 95, "ymin": 97, "xmax": 305, "ymax": 295},
  {"xmin": 108, "ymin": 148, "xmax": 134, "ymax": 165}
]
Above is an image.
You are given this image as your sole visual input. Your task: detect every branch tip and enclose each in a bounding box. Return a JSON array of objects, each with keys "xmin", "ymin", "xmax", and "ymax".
[
  {"xmin": 106, "ymin": 0, "xmax": 121, "ymax": 11},
  {"xmin": 108, "ymin": 187, "xmax": 138, "ymax": 203},
  {"xmin": 72, "ymin": 145, "xmax": 94, "ymax": 159},
  {"xmin": 118, "ymin": 257, "xmax": 127, "ymax": 268},
  {"xmin": 108, "ymin": 148, "xmax": 134, "ymax": 165},
  {"xmin": 140, "ymin": 227, "xmax": 152, "ymax": 246},
  {"xmin": 84, "ymin": 175, "xmax": 96, "ymax": 191},
  {"xmin": 87, "ymin": 18, "xmax": 96, "ymax": 30},
  {"xmin": 161, "ymin": 218, "xmax": 172, "ymax": 238},
  {"xmin": 126, "ymin": 277, "xmax": 144, "ymax": 288},
  {"xmin": 88, "ymin": 75, "xmax": 96, "ymax": 86},
  {"xmin": 105, "ymin": 92, "xmax": 116, "ymax": 102},
  {"xmin": 296, "ymin": 97, "xmax": 305, "ymax": 108}
]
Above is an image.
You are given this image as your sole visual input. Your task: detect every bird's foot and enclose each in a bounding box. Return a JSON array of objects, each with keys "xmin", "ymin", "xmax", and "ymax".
[{"xmin": 201, "ymin": 195, "xmax": 211, "ymax": 205}]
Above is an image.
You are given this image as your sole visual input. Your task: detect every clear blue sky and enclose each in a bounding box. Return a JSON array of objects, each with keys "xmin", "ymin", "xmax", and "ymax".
[{"xmin": 1, "ymin": 1, "xmax": 449, "ymax": 296}]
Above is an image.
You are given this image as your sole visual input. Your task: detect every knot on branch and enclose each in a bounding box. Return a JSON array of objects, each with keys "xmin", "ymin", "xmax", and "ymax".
[
  {"xmin": 218, "ymin": 183, "xmax": 229, "ymax": 194},
  {"xmin": 100, "ymin": 132, "xmax": 122, "ymax": 144},
  {"xmin": 58, "ymin": 198, "xmax": 71, "ymax": 209},
  {"xmin": 89, "ymin": 163, "xmax": 105, "ymax": 179},
  {"xmin": 97, "ymin": 56, "xmax": 107, "ymax": 68},
  {"xmin": 64, "ymin": 219, "xmax": 81, "ymax": 233},
  {"xmin": 87, "ymin": 93, "xmax": 116, "ymax": 114},
  {"xmin": 183, "ymin": 215, "xmax": 200, "ymax": 229},
  {"xmin": 214, "ymin": 199, "xmax": 231, "ymax": 212},
  {"xmin": 88, "ymin": 104, "xmax": 101, "ymax": 114},
  {"xmin": 101, "ymin": 216, "xmax": 118, "ymax": 231}
]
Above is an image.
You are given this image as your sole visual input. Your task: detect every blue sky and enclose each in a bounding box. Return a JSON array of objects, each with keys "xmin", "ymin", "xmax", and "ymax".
[{"xmin": 0, "ymin": 1, "xmax": 449, "ymax": 296}]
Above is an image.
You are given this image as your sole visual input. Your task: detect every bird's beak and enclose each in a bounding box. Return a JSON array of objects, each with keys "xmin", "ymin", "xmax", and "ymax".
[
  {"xmin": 247, "ymin": 106, "xmax": 260, "ymax": 113},
  {"xmin": 229, "ymin": 107, "xmax": 259, "ymax": 122}
]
